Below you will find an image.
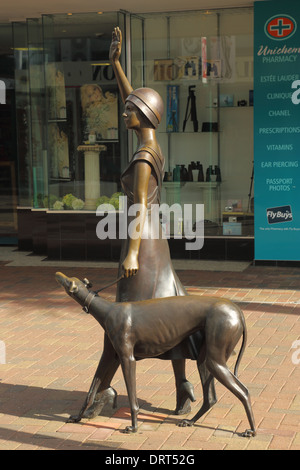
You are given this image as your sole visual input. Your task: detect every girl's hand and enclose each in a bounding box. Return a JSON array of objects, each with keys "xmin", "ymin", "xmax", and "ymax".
[
  {"xmin": 122, "ymin": 252, "xmax": 139, "ymax": 278},
  {"xmin": 109, "ymin": 27, "xmax": 122, "ymax": 62}
]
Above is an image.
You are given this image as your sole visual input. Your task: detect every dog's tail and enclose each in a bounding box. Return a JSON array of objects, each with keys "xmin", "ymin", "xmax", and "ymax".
[{"xmin": 234, "ymin": 316, "xmax": 247, "ymax": 378}]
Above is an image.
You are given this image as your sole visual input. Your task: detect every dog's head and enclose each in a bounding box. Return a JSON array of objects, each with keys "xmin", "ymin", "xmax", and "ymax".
[{"xmin": 55, "ymin": 272, "xmax": 92, "ymax": 306}]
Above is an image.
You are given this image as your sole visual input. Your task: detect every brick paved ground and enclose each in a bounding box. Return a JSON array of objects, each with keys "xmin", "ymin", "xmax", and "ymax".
[{"xmin": 0, "ymin": 260, "xmax": 299, "ymax": 450}]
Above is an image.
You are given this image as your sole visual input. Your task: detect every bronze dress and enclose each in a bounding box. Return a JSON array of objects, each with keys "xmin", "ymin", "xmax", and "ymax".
[{"xmin": 116, "ymin": 146, "xmax": 202, "ymax": 360}]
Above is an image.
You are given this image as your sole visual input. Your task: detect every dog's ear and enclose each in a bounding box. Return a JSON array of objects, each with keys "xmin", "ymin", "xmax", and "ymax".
[
  {"xmin": 69, "ymin": 280, "xmax": 79, "ymax": 294},
  {"xmin": 83, "ymin": 278, "xmax": 93, "ymax": 288}
]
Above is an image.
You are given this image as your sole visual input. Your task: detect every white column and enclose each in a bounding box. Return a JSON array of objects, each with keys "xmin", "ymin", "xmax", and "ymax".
[{"xmin": 77, "ymin": 145, "xmax": 106, "ymax": 210}]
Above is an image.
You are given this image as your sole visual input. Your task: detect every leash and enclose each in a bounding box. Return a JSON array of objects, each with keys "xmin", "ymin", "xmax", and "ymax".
[
  {"xmin": 94, "ymin": 274, "xmax": 124, "ymax": 294},
  {"xmin": 82, "ymin": 274, "xmax": 124, "ymax": 294},
  {"xmin": 82, "ymin": 274, "xmax": 124, "ymax": 314}
]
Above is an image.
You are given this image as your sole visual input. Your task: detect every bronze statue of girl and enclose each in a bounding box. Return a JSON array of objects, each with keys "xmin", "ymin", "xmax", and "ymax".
[{"xmin": 84, "ymin": 27, "xmax": 203, "ymax": 419}]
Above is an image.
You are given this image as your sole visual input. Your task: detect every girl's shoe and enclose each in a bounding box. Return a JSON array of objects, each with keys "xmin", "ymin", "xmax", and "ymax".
[
  {"xmin": 174, "ymin": 381, "xmax": 195, "ymax": 415},
  {"xmin": 84, "ymin": 387, "xmax": 118, "ymax": 419}
]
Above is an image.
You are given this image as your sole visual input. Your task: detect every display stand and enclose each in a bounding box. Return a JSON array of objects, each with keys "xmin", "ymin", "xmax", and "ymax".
[{"xmin": 77, "ymin": 144, "xmax": 107, "ymax": 210}]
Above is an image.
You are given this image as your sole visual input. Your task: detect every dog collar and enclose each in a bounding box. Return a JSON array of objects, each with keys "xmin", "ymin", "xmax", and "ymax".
[{"xmin": 82, "ymin": 291, "xmax": 97, "ymax": 314}]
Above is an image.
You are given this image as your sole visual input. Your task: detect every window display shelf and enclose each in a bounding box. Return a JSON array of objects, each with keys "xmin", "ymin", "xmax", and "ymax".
[
  {"xmin": 50, "ymin": 177, "xmax": 72, "ymax": 182},
  {"xmin": 160, "ymin": 131, "xmax": 220, "ymax": 134},
  {"xmin": 207, "ymin": 106, "xmax": 253, "ymax": 109},
  {"xmin": 48, "ymin": 118, "xmax": 67, "ymax": 123}
]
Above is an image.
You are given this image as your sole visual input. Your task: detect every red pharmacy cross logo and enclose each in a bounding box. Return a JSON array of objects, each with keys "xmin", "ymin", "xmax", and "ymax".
[{"xmin": 265, "ymin": 15, "xmax": 297, "ymax": 40}]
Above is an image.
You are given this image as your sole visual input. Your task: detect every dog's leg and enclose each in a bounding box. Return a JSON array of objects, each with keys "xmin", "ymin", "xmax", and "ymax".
[
  {"xmin": 83, "ymin": 359, "xmax": 119, "ymax": 419},
  {"xmin": 179, "ymin": 360, "xmax": 217, "ymax": 427},
  {"xmin": 83, "ymin": 335, "xmax": 120, "ymax": 419},
  {"xmin": 67, "ymin": 370, "xmax": 102, "ymax": 423},
  {"xmin": 120, "ymin": 353, "xmax": 139, "ymax": 433},
  {"xmin": 206, "ymin": 358, "xmax": 256, "ymax": 437},
  {"xmin": 67, "ymin": 336, "xmax": 120, "ymax": 423}
]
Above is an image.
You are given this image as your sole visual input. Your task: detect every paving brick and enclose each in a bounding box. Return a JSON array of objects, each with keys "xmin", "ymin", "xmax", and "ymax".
[
  {"xmin": 269, "ymin": 435, "xmax": 295, "ymax": 450},
  {"xmin": 1, "ymin": 261, "xmax": 300, "ymax": 450}
]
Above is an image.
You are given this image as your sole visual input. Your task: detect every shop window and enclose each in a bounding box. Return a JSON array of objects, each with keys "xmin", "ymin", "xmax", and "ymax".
[
  {"xmin": 14, "ymin": 12, "xmax": 127, "ymax": 213},
  {"xmin": 131, "ymin": 8, "xmax": 254, "ymax": 243},
  {"xmin": 12, "ymin": 8, "xmax": 254, "ymax": 260}
]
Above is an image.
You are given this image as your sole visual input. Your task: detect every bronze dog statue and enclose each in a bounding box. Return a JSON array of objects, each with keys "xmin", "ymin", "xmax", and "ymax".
[{"xmin": 55, "ymin": 272, "xmax": 256, "ymax": 437}]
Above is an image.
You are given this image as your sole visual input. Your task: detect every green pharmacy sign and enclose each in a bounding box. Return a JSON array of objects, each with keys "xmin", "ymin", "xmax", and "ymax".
[{"xmin": 254, "ymin": 0, "xmax": 300, "ymax": 261}]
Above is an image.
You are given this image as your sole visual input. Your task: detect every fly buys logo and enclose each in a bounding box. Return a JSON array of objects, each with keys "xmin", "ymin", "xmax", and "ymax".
[
  {"xmin": 267, "ymin": 205, "xmax": 293, "ymax": 224},
  {"xmin": 265, "ymin": 14, "xmax": 297, "ymax": 41},
  {"xmin": 0, "ymin": 80, "xmax": 6, "ymax": 104}
]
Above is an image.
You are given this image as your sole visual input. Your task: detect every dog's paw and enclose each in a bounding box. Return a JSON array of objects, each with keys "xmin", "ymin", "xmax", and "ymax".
[
  {"xmin": 242, "ymin": 429, "xmax": 256, "ymax": 438},
  {"xmin": 178, "ymin": 419, "xmax": 194, "ymax": 428},
  {"xmin": 66, "ymin": 414, "xmax": 81, "ymax": 423}
]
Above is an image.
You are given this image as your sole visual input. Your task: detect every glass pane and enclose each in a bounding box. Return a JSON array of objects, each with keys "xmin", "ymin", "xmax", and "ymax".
[
  {"xmin": 43, "ymin": 11, "xmax": 127, "ymax": 212},
  {"xmin": 27, "ymin": 18, "xmax": 47, "ymax": 209},
  {"xmin": 0, "ymin": 23, "xmax": 18, "ymax": 242},
  {"xmin": 131, "ymin": 8, "xmax": 254, "ymax": 244},
  {"xmin": 13, "ymin": 22, "xmax": 32, "ymax": 209},
  {"xmin": 218, "ymin": 8, "xmax": 254, "ymax": 236},
  {"xmin": 131, "ymin": 15, "xmax": 145, "ymax": 89}
]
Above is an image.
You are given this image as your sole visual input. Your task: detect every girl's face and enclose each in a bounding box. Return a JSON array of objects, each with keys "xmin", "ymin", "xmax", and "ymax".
[{"xmin": 122, "ymin": 101, "xmax": 141, "ymax": 130}]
